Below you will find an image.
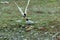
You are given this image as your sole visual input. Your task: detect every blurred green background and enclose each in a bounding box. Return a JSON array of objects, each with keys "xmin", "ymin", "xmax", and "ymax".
[{"xmin": 0, "ymin": 0, "xmax": 60, "ymax": 40}]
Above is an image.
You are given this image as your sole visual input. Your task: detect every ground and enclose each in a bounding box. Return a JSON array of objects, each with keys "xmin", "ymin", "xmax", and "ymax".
[{"xmin": 0, "ymin": 0, "xmax": 60, "ymax": 40}]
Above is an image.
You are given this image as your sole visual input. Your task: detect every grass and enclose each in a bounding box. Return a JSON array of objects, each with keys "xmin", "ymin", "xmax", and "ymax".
[
  {"xmin": 0, "ymin": 0, "xmax": 60, "ymax": 27},
  {"xmin": 0, "ymin": 0, "xmax": 60, "ymax": 31},
  {"xmin": 0, "ymin": 0, "xmax": 60, "ymax": 40},
  {"xmin": 0, "ymin": 0, "xmax": 60, "ymax": 29}
]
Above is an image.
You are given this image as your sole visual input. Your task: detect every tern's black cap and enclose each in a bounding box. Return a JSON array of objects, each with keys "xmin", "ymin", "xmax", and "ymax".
[{"xmin": 23, "ymin": 13, "xmax": 26, "ymax": 18}]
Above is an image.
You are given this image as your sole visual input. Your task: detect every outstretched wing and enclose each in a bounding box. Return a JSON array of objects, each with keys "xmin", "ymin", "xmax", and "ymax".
[
  {"xmin": 24, "ymin": 0, "xmax": 30, "ymax": 14},
  {"xmin": 15, "ymin": 2, "xmax": 24, "ymax": 16}
]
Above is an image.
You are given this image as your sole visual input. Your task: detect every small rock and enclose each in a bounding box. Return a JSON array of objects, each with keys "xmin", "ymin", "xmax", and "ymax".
[
  {"xmin": 37, "ymin": 38, "xmax": 40, "ymax": 40},
  {"xmin": 21, "ymin": 36, "xmax": 24, "ymax": 38},
  {"xmin": 50, "ymin": 26, "xmax": 55, "ymax": 28},
  {"xmin": 24, "ymin": 39, "xmax": 27, "ymax": 40},
  {"xmin": 0, "ymin": 1, "xmax": 9, "ymax": 4},
  {"xmin": 13, "ymin": 28, "xmax": 16, "ymax": 30},
  {"xmin": 44, "ymin": 38, "xmax": 50, "ymax": 40},
  {"xmin": 38, "ymin": 27, "xmax": 45, "ymax": 30},
  {"xmin": 26, "ymin": 26, "xmax": 34, "ymax": 32},
  {"xmin": 16, "ymin": 20, "xmax": 22, "ymax": 23},
  {"xmin": 44, "ymin": 32, "xmax": 49, "ymax": 34},
  {"xmin": 38, "ymin": 27, "xmax": 46, "ymax": 31}
]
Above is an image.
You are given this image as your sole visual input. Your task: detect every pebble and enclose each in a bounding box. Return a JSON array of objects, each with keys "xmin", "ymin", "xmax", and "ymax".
[
  {"xmin": 50, "ymin": 26, "xmax": 55, "ymax": 28},
  {"xmin": 23, "ymin": 39, "xmax": 27, "ymax": 40},
  {"xmin": 16, "ymin": 20, "xmax": 22, "ymax": 23},
  {"xmin": 0, "ymin": 1, "xmax": 9, "ymax": 4},
  {"xmin": 38, "ymin": 27, "xmax": 46, "ymax": 31},
  {"xmin": 21, "ymin": 36, "xmax": 24, "ymax": 38},
  {"xmin": 26, "ymin": 26, "xmax": 34, "ymax": 31},
  {"xmin": 44, "ymin": 32, "xmax": 49, "ymax": 34}
]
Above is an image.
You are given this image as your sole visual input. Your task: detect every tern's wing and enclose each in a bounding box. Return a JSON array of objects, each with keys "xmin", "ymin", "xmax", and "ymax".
[
  {"xmin": 15, "ymin": 2, "xmax": 24, "ymax": 16},
  {"xmin": 24, "ymin": 0, "xmax": 30, "ymax": 14}
]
